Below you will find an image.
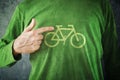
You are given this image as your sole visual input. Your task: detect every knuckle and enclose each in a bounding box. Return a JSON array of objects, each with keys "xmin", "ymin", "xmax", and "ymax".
[
  {"xmin": 30, "ymin": 31, "xmax": 34, "ymax": 35},
  {"xmin": 39, "ymin": 41, "xmax": 42, "ymax": 45},
  {"xmin": 36, "ymin": 45, "xmax": 40, "ymax": 50},
  {"xmin": 45, "ymin": 28, "xmax": 49, "ymax": 31},
  {"xmin": 40, "ymin": 35, "xmax": 44, "ymax": 39},
  {"xmin": 32, "ymin": 37, "xmax": 35, "ymax": 41},
  {"xmin": 31, "ymin": 30, "xmax": 36, "ymax": 36},
  {"xmin": 42, "ymin": 27, "xmax": 48, "ymax": 31}
]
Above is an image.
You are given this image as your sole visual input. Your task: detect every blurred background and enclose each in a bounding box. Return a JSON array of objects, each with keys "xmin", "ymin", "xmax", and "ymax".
[
  {"xmin": 0, "ymin": 0, "xmax": 30, "ymax": 80},
  {"xmin": 0, "ymin": 0, "xmax": 120, "ymax": 80}
]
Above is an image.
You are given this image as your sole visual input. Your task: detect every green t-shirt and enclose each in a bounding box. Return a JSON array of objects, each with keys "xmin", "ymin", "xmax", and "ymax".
[{"xmin": 0, "ymin": 0, "xmax": 119, "ymax": 80}]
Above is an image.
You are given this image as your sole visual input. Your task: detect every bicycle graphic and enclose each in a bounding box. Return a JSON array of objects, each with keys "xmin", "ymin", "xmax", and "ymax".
[{"xmin": 44, "ymin": 25, "xmax": 86, "ymax": 48}]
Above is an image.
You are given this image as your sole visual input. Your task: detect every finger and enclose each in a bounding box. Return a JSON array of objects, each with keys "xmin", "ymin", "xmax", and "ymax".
[
  {"xmin": 32, "ymin": 45, "xmax": 40, "ymax": 51},
  {"xmin": 33, "ymin": 41, "xmax": 42, "ymax": 45},
  {"xmin": 24, "ymin": 18, "xmax": 36, "ymax": 32},
  {"xmin": 36, "ymin": 27, "xmax": 54, "ymax": 34},
  {"xmin": 35, "ymin": 35, "xmax": 44, "ymax": 41}
]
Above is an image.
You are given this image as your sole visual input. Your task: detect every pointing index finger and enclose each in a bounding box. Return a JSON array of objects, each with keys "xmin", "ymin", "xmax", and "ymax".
[{"xmin": 36, "ymin": 27, "xmax": 54, "ymax": 34}]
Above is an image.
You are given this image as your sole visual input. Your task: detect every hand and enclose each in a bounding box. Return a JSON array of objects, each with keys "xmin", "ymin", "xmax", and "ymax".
[{"xmin": 13, "ymin": 19, "xmax": 54, "ymax": 54}]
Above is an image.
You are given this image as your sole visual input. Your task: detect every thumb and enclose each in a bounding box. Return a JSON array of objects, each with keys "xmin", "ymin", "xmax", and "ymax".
[{"xmin": 24, "ymin": 18, "xmax": 36, "ymax": 32}]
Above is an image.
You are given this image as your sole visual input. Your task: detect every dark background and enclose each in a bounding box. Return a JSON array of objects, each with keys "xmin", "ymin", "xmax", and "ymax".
[{"xmin": 0, "ymin": 0, "xmax": 120, "ymax": 80}]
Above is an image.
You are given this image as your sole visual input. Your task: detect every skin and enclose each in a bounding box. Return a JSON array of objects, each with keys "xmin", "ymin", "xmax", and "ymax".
[{"xmin": 13, "ymin": 19, "xmax": 54, "ymax": 55}]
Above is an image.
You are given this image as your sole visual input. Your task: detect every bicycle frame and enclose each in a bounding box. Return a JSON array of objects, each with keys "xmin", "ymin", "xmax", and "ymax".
[
  {"xmin": 52, "ymin": 25, "xmax": 78, "ymax": 42},
  {"xmin": 44, "ymin": 25, "xmax": 86, "ymax": 48}
]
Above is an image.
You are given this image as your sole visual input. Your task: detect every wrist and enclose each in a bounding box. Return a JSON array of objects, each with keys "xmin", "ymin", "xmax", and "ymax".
[
  {"xmin": 12, "ymin": 41, "xmax": 21, "ymax": 60},
  {"xmin": 13, "ymin": 40, "xmax": 21, "ymax": 55}
]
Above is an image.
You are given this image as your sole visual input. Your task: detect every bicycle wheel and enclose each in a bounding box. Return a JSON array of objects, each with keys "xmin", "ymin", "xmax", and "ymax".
[
  {"xmin": 44, "ymin": 32, "xmax": 59, "ymax": 47},
  {"xmin": 71, "ymin": 33, "xmax": 86, "ymax": 48}
]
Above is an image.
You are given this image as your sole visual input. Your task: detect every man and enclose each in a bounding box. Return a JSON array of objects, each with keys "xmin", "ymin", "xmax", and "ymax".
[{"xmin": 0, "ymin": 0, "xmax": 119, "ymax": 80}]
